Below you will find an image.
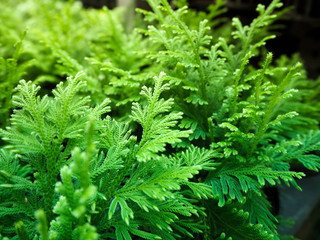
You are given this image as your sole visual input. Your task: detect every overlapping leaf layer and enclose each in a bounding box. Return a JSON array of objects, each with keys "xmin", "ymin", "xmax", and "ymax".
[{"xmin": 1, "ymin": 0, "xmax": 320, "ymax": 239}]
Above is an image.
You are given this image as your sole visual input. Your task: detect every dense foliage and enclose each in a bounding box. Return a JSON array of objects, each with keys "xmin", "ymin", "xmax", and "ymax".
[{"xmin": 0, "ymin": 0, "xmax": 320, "ymax": 239}]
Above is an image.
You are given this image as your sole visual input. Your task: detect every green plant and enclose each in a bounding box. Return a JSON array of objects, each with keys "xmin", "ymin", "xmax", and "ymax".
[
  {"xmin": 0, "ymin": 30, "xmax": 34, "ymax": 128},
  {"xmin": 1, "ymin": 0, "xmax": 320, "ymax": 239},
  {"xmin": 0, "ymin": 72, "xmax": 222, "ymax": 239},
  {"xmin": 99, "ymin": 0, "xmax": 320, "ymax": 238},
  {"xmin": 0, "ymin": 0, "xmax": 126, "ymax": 128}
]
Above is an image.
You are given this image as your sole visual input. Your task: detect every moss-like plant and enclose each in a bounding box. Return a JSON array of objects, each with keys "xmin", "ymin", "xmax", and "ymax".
[
  {"xmin": 0, "ymin": 72, "xmax": 222, "ymax": 239},
  {"xmin": 1, "ymin": 0, "xmax": 320, "ymax": 239}
]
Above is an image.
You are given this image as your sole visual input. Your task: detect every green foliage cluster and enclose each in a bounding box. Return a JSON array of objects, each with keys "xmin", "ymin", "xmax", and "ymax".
[{"xmin": 1, "ymin": 0, "xmax": 320, "ymax": 239}]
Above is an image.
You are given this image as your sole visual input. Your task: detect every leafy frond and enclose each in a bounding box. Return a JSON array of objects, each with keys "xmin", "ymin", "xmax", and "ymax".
[
  {"xmin": 272, "ymin": 130, "xmax": 320, "ymax": 171},
  {"xmin": 208, "ymin": 201, "xmax": 275, "ymax": 240},
  {"xmin": 243, "ymin": 191, "xmax": 279, "ymax": 236},
  {"xmin": 131, "ymin": 72, "xmax": 191, "ymax": 161},
  {"xmin": 208, "ymin": 166, "xmax": 304, "ymax": 206}
]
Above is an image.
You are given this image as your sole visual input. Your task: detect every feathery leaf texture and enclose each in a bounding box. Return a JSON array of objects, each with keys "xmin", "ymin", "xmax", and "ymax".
[{"xmin": 0, "ymin": 0, "xmax": 320, "ymax": 239}]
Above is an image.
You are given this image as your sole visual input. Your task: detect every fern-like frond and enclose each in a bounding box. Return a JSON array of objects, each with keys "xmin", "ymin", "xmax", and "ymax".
[
  {"xmin": 131, "ymin": 72, "xmax": 191, "ymax": 161},
  {"xmin": 208, "ymin": 166, "xmax": 304, "ymax": 206},
  {"xmin": 208, "ymin": 201, "xmax": 274, "ymax": 240},
  {"xmin": 272, "ymin": 130, "xmax": 320, "ymax": 171}
]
